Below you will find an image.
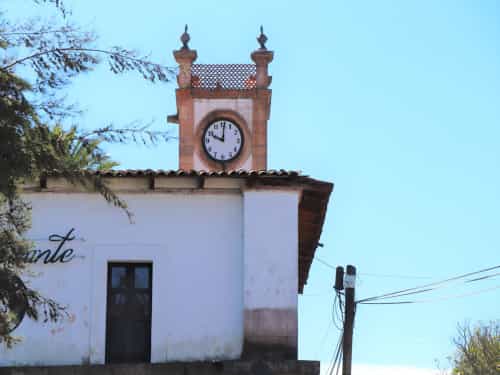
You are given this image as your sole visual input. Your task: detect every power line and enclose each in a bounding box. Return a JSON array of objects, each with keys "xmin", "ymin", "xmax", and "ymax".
[
  {"xmin": 315, "ymin": 257, "xmax": 337, "ymax": 270},
  {"xmin": 359, "ymin": 272, "xmax": 433, "ymax": 280},
  {"xmin": 315, "ymin": 291, "xmax": 342, "ymax": 358},
  {"xmin": 326, "ymin": 267, "xmax": 345, "ymax": 375},
  {"xmin": 337, "ymin": 290, "xmax": 344, "ymax": 324},
  {"xmin": 357, "ymin": 270, "xmax": 500, "ymax": 303},
  {"xmin": 466, "ymin": 272, "xmax": 500, "ymax": 283},
  {"xmin": 323, "ymin": 262, "xmax": 499, "ymax": 375},
  {"xmin": 358, "ymin": 284, "xmax": 500, "ymax": 305},
  {"xmin": 326, "ymin": 329, "xmax": 344, "ymax": 375},
  {"xmin": 315, "ymin": 318, "xmax": 333, "ymax": 358},
  {"xmin": 315, "ymin": 256, "xmax": 434, "ymax": 279},
  {"xmin": 357, "ymin": 264, "xmax": 500, "ymax": 303},
  {"xmin": 307, "ymin": 260, "xmax": 499, "ymax": 302},
  {"xmin": 332, "ymin": 293, "xmax": 343, "ymax": 331},
  {"xmin": 301, "ymin": 292, "xmax": 334, "ymax": 297},
  {"xmin": 335, "ymin": 346, "xmax": 343, "ymax": 375}
]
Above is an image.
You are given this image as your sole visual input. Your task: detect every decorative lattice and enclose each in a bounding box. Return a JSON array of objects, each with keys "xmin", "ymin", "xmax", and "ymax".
[{"xmin": 191, "ymin": 64, "xmax": 257, "ymax": 89}]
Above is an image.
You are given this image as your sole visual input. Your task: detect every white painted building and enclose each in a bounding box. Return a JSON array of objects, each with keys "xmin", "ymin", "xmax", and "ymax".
[{"xmin": 0, "ymin": 29, "xmax": 333, "ymax": 367}]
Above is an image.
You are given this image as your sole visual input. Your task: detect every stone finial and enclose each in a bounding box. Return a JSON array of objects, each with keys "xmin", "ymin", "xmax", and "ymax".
[
  {"xmin": 173, "ymin": 25, "xmax": 197, "ymax": 88},
  {"xmin": 251, "ymin": 27, "xmax": 273, "ymax": 88},
  {"xmin": 257, "ymin": 25, "xmax": 268, "ymax": 50},
  {"xmin": 180, "ymin": 24, "xmax": 190, "ymax": 50}
]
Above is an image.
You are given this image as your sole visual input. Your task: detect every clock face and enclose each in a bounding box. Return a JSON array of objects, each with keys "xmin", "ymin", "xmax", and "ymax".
[{"xmin": 202, "ymin": 119, "xmax": 244, "ymax": 162}]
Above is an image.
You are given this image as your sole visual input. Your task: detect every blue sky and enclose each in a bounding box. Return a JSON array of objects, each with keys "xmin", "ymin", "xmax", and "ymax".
[{"xmin": 4, "ymin": 0, "xmax": 500, "ymax": 373}]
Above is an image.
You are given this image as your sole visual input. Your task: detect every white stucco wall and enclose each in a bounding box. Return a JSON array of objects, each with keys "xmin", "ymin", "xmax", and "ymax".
[
  {"xmin": 193, "ymin": 99, "xmax": 253, "ymax": 170},
  {"xmin": 242, "ymin": 190, "xmax": 299, "ymax": 350},
  {"xmin": 1, "ymin": 193, "xmax": 244, "ymax": 366},
  {"xmin": 242, "ymin": 191, "xmax": 299, "ymax": 310},
  {"xmin": 0, "ymin": 188, "xmax": 300, "ymax": 366}
]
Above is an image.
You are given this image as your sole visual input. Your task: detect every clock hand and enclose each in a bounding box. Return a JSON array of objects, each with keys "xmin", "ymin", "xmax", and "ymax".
[
  {"xmin": 222, "ymin": 123, "xmax": 226, "ymax": 142},
  {"xmin": 212, "ymin": 134, "xmax": 223, "ymax": 142}
]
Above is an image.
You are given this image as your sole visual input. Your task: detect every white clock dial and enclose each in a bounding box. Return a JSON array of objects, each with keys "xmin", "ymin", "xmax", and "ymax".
[{"xmin": 202, "ymin": 119, "xmax": 243, "ymax": 162}]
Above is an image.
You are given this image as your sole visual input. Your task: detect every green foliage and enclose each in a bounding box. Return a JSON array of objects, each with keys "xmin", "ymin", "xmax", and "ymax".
[
  {"xmin": 451, "ymin": 321, "xmax": 500, "ymax": 375},
  {"xmin": 48, "ymin": 124, "xmax": 120, "ymax": 171},
  {"xmin": 0, "ymin": 0, "xmax": 174, "ymax": 346}
]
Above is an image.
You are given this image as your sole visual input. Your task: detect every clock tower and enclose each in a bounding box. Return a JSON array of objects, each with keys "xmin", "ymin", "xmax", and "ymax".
[{"xmin": 168, "ymin": 26, "xmax": 273, "ymax": 171}]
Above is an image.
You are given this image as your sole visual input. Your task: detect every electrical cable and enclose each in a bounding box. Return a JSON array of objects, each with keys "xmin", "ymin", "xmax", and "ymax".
[
  {"xmin": 358, "ymin": 284, "xmax": 500, "ymax": 305},
  {"xmin": 332, "ymin": 293, "xmax": 342, "ymax": 331},
  {"xmin": 465, "ymin": 272, "xmax": 500, "ymax": 283},
  {"xmin": 360, "ymin": 286, "xmax": 437, "ymax": 301},
  {"xmin": 315, "ymin": 256, "xmax": 433, "ymax": 280},
  {"xmin": 326, "ymin": 290, "xmax": 344, "ymax": 375},
  {"xmin": 325, "ymin": 334, "xmax": 339, "ymax": 375},
  {"xmin": 336, "ymin": 331, "xmax": 344, "ymax": 375},
  {"xmin": 315, "ymin": 291, "xmax": 342, "ymax": 358},
  {"xmin": 337, "ymin": 290, "xmax": 344, "ymax": 324},
  {"xmin": 357, "ymin": 264, "xmax": 500, "ymax": 303},
  {"xmin": 315, "ymin": 318, "xmax": 333, "ymax": 358},
  {"xmin": 300, "ymin": 292, "xmax": 335, "ymax": 297},
  {"xmin": 358, "ymin": 271, "xmax": 500, "ymax": 303},
  {"xmin": 359, "ymin": 272, "xmax": 433, "ymax": 280},
  {"xmin": 335, "ymin": 346, "xmax": 343, "ymax": 375},
  {"xmin": 326, "ymin": 291, "xmax": 345, "ymax": 375},
  {"xmin": 302, "ymin": 270, "xmax": 499, "ymax": 300},
  {"xmin": 315, "ymin": 257, "xmax": 337, "ymax": 270},
  {"xmin": 302, "ymin": 271, "xmax": 499, "ymax": 299},
  {"xmin": 327, "ymin": 329, "xmax": 344, "ymax": 375}
]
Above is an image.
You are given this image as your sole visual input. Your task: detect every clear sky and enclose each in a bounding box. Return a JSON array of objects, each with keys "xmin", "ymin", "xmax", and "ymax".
[{"xmin": 4, "ymin": 1, "xmax": 500, "ymax": 373}]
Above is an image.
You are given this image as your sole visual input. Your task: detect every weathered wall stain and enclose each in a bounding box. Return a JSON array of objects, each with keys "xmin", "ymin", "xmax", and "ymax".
[
  {"xmin": 49, "ymin": 327, "xmax": 64, "ymax": 336},
  {"xmin": 242, "ymin": 308, "xmax": 297, "ymax": 360},
  {"xmin": 67, "ymin": 314, "xmax": 76, "ymax": 324}
]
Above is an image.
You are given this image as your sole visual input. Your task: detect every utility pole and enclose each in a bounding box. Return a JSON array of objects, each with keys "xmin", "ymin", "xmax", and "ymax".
[{"xmin": 342, "ymin": 265, "xmax": 356, "ymax": 375}]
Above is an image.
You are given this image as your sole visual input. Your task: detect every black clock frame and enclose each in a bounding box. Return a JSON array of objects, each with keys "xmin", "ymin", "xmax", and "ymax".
[{"xmin": 202, "ymin": 118, "xmax": 244, "ymax": 163}]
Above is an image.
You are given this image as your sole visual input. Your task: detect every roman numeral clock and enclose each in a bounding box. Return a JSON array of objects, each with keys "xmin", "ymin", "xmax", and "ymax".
[{"xmin": 168, "ymin": 26, "xmax": 273, "ymax": 171}]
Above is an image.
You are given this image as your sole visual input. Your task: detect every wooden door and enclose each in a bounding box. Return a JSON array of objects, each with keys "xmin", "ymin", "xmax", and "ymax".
[{"xmin": 105, "ymin": 263, "xmax": 152, "ymax": 363}]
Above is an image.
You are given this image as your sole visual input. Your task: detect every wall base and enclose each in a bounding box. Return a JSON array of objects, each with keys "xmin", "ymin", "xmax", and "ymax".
[
  {"xmin": 242, "ymin": 341, "xmax": 297, "ymax": 360},
  {"xmin": 0, "ymin": 360, "xmax": 319, "ymax": 375}
]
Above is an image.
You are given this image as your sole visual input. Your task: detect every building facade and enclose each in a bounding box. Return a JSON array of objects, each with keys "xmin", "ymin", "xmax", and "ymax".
[{"xmin": 0, "ymin": 29, "xmax": 333, "ymax": 370}]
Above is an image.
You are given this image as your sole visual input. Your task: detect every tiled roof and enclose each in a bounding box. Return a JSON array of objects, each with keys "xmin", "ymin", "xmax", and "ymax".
[
  {"xmin": 41, "ymin": 169, "xmax": 333, "ymax": 293},
  {"xmin": 48, "ymin": 169, "xmax": 300, "ymax": 177}
]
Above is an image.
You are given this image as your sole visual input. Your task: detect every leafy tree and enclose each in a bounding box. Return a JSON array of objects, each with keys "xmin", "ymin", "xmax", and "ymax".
[
  {"xmin": 0, "ymin": 0, "xmax": 174, "ymax": 346},
  {"xmin": 450, "ymin": 321, "xmax": 500, "ymax": 375},
  {"xmin": 48, "ymin": 125, "xmax": 120, "ymax": 171}
]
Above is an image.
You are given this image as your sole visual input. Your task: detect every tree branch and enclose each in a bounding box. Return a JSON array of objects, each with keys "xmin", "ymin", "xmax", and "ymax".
[
  {"xmin": 0, "ymin": 28, "xmax": 78, "ymax": 37},
  {"xmin": 1, "ymin": 47, "xmax": 171, "ymax": 72}
]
